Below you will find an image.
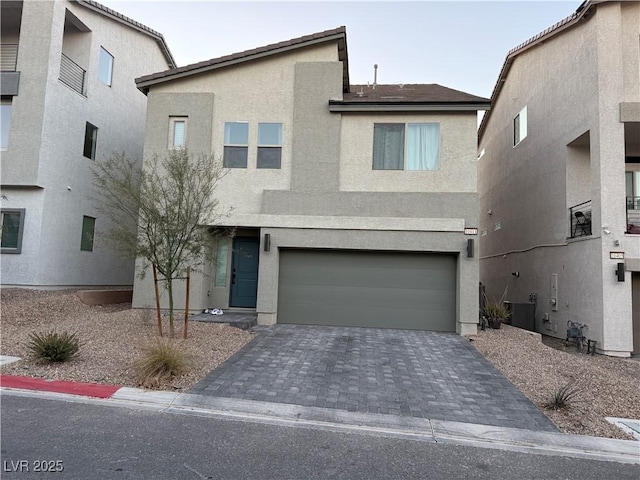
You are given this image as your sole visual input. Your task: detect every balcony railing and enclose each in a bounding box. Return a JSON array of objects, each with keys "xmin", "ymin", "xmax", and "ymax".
[
  {"xmin": 569, "ymin": 200, "xmax": 592, "ymax": 238},
  {"xmin": 59, "ymin": 53, "xmax": 85, "ymax": 95},
  {"xmin": 626, "ymin": 197, "xmax": 640, "ymax": 234},
  {"xmin": 1, "ymin": 44, "xmax": 18, "ymax": 71}
]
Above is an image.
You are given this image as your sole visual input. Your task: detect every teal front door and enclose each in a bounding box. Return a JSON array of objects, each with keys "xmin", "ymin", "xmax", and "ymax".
[{"xmin": 229, "ymin": 237, "xmax": 260, "ymax": 308}]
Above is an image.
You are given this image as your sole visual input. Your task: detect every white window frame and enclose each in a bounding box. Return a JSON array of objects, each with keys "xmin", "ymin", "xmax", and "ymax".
[
  {"xmin": 223, "ymin": 121, "xmax": 249, "ymax": 168},
  {"xmin": 513, "ymin": 106, "xmax": 527, "ymax": 147},
  {"xmin": 169, "ymin": 116, "xmax": 187, "ymax": 149},
  {"xmin": 98, "ymin": 46, "xmax": 114, "ymax": 86},
  {"xmin": 257, "ymin": 122, "xmax": 283, "ymax": 169}
]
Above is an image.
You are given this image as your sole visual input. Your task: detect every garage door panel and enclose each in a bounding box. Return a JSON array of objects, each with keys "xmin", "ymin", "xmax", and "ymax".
[
  {"xmin": 279, "ymin": 301, "xmax": 453, "ymax": 331},
  {"xmin": 280, "ymin": 285, "xmax": 452, "ymax": 309},
  {"xmin": 280, "ymin": 262, "xmax": 452, "ymax": 290},
  {"xmin": 278, "ymin": 249, "xmax": 456, "ymax": 331}
]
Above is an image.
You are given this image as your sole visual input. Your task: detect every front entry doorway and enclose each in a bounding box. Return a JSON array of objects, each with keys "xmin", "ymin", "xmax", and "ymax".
[{"xmin": 229, "ymin": 237, "xmax": 260, "ymax": 308}]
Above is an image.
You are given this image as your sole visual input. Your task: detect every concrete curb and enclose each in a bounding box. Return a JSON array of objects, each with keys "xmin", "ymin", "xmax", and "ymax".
[
  {"xmin": 0, "ymin": 374, "xmax": 120, "ymax": 398},
  {"xmin": 2, "ymin": 384, "xmax": 638, "ymax": 465}
]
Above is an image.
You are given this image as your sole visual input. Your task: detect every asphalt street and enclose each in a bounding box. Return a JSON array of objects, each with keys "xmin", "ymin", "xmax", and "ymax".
[{"xmin": 1, "ymin": 394, "xmax": 638, "ymax": 480}]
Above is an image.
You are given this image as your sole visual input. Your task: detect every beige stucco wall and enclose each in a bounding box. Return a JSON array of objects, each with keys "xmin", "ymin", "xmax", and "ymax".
[
  {"xmin": 340, "ymin": 112, "xmax": 477, "ymax": 193},
  {"xmin": 479, "ymin": 1, "xmax": 639, "ymax": 355},
  {"xmin": 144, "ymin": 43, "xmax": 340, "ymax": 216}
]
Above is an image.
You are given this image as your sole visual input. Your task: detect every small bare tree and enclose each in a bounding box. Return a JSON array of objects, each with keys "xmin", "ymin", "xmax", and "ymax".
[{"xmin": 92, "ymin": 149, "xmax": 229, "ymax": 338}]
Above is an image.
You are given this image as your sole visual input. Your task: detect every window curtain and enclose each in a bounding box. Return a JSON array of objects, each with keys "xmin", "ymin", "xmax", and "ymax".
[
  {"xmin": 373, "ymin": 124, "xmax": 404, "ymax": 170},
  {"xmin": 406, "ymin": 123, "xmax": 439, "ymax": 170}
]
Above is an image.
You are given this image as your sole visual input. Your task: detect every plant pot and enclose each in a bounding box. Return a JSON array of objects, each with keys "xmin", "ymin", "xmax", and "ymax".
[{"xmin": 488, "ymin": 318, "xmax": 502, "ymax": 329}]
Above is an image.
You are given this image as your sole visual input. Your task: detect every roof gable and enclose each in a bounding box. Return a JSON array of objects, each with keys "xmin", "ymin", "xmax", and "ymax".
[{"xmin": 136, "ymin": 27, "xmax": 349, "ymax": 94}]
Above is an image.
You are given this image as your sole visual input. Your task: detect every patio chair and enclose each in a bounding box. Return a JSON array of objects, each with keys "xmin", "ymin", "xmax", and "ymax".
[{"xmin": 573, "ymin": 211, "xmax": 591, "ymax": 237}]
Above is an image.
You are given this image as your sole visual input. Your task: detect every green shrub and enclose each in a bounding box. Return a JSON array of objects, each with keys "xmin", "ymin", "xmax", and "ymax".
[
  {"xmin": 135, "ymin": 340, "xmax": 189, "ymax": 387},
  {"xmin": 545, "ymin": 384, "xmax": 582, "ymax": 410},
  {"xmin": 27, "ymin": 331, "xmax": 82, "ymax": 363}
]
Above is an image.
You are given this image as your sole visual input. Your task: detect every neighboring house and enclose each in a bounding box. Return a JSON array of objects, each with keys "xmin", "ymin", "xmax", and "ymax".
[
  {"xmin": 478, "ymin": 0, "xmax": 640, "ymax": 356},
  {"xmin": 133, "ymin": 27, "xmax": 490, "ymax": 335},
  {"xmin": 0, "ymin": 0, "xmax": 174, "ymax": 287}
]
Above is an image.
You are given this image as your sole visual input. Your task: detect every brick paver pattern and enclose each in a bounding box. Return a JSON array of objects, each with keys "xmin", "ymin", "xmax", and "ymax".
[{"xmin": 189, "ymin": 325, "xmax": 557, "ymax": 431}]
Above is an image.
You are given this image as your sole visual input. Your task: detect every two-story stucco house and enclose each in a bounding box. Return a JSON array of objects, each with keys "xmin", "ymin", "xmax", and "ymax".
[
  {"xmin": 478, "ymin": 0, "xmax": 640, "ymax": 356},
  {"xmin": 133, "ymin": 27, "xmax": 490, "ymax": 335},
  {"xmin": 0, "ymin": 0, "xmax": 174, "ymax": 287}
]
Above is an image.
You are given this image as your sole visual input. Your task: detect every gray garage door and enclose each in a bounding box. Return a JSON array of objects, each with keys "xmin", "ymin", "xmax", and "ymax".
[{"xmin": 277, "ymin": 249, "xmax": 456, "ymax": 331}]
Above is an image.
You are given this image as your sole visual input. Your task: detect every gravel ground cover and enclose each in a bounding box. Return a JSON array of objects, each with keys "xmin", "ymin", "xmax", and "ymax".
[
  {"xmin": 0, "ymin": 288, "xmax": 253, "ymax": 391},
  {"xmin": 470, "ymin": 324, "xmax": 640, "ymax": 440},
  {"xmin": 1, "ymin": 289, "xmax": 638, "ymax": 440}
]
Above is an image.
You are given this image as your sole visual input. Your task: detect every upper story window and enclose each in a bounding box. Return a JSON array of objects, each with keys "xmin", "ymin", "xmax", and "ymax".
[
  {"xmin": 1, "ymin": 100, "xmax": 11, "ymax": 150},
  {"xmin": 513, "ymin": 106, "xmax": 527, "ymax": 146},
  {"xmin": 83, "ymin": 122, "xmax": 98, "ymax": 160},
  {"xmin": 257, "ymin": 123, "xmax": 282, "ymax": 169},
  {"xmin": 98, "ymin": 47, "xmax": 113, "ymax": 86},
  {"xmin": 223, "ymin": 122, "xmax": 249, "ymax": 168},
  {"xmin": 373, "ymin": 123, "xmax": 440, "ymax": 171},
  {"xmin": 1, "ymin": 208, "xmax": 25, "ymax": 254},
  {"xmin": 169, "ymin": 117, "xmax": 187, "ymax": 149},
  {"xmin": 81, "ymin": 215, "xmax": 96, "ymax": 252}
]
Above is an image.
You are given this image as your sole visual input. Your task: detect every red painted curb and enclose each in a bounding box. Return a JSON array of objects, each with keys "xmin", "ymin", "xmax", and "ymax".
[{"xmin": 0, "ymin": 374, "xmax": 120, "ymax": 399}]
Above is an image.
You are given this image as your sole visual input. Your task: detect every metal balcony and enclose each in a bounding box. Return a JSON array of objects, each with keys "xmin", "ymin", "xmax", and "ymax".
[
  {"xmin": 0, "ymin": 44, "xmax": 18, "ymax": 71},
  {"xmin": 59, "ymin": 53, "xmax": 85, "ymax": 95},
  {"xmin": 569, "ymin": 200, "xmax": 592, "ymax": 238}
]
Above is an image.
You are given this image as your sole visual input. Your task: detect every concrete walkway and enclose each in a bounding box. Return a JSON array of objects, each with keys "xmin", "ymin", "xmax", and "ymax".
[
  {"xmin": 190, "ymin": 311, "xmax": 257, "ymax": 330},
  {"xmin": 188, "ymin": 325, "xmax": 557, "ymax": 432}
]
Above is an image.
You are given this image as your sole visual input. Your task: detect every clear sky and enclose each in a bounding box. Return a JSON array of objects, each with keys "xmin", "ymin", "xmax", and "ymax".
[{"xmin": 100, "ymin": 0, "xmax": 580, "ymax": 99}]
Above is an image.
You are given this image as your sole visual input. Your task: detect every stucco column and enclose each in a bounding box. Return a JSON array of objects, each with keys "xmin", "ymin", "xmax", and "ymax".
[{"xmin": 596, "ymin": 2, "xmax": 633, "ymax": 355}]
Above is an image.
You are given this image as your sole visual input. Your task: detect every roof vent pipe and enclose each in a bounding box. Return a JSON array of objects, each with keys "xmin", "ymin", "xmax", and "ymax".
[{"xmin": 373, "ymin": 64, "xmax": 378, "ymax": 89}]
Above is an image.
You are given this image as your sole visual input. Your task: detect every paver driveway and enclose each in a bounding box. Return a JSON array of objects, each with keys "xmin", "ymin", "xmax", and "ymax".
[{"xmin": 189, "ymin": 325, "xmax": 557, "ymax": 431}]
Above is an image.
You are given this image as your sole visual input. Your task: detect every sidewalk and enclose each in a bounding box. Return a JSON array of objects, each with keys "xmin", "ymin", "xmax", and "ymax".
[{"xmin": 1, "ymin": 374, "xmax": 638, "ymax": 465}]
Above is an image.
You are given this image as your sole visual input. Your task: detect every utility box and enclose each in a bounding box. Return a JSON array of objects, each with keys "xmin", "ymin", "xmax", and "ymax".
[{"xmin": 504, "ymin": 302, "xmax": 536, "ymax": 331}]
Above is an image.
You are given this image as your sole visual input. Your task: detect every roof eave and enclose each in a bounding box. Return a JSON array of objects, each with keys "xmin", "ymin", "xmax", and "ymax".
[{"xmin": 136, "ymin": 31, "xmax": 349, "ymax": 95}]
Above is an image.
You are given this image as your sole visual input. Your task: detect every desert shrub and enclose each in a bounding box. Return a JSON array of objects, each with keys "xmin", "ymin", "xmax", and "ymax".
[
  {"xmin": 135, "ymin": 340, "xmax": 189, "ymax": 387},
  {"xmin": 27, "ymin": 331, "xmax": 82, "ymax": 363},
  {"xmin": 545, "ymin": 384, "xmax": 582, "ymax": 410},
  {"xmin": 483, "ymin": 301, "xmax": 511, "ymax": 321}
]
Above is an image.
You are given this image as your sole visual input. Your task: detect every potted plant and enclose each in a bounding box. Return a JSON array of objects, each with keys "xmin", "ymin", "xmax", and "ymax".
[{"xmin": 482, "ymin": 287, "xmax": 511, "ymax": 329}]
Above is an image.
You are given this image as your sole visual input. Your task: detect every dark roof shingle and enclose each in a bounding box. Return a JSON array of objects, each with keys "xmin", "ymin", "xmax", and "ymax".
[{"xmin": 343, "ymin": 84, "xmax": 490, "ymax": 104}]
